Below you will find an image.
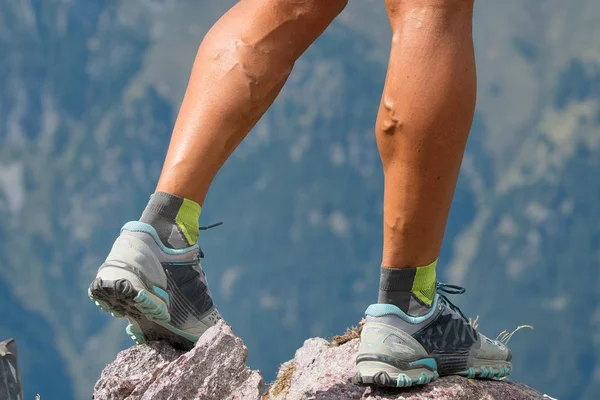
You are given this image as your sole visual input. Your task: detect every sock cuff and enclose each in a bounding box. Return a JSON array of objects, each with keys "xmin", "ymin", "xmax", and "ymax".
[
  {"xmin": 140, "ymin": 191, "xmax": 202, "ymax": 247},
  {"xmin": 379, "ymin": 266, "xmax": 415, "ymax": 292},
  {"xmin": 378, "ymin": 259, "xmax": 438, "ymax": 310},
  {"xmin": 144, "ymin": 192, "xmax": 185, "ymax": 219}
]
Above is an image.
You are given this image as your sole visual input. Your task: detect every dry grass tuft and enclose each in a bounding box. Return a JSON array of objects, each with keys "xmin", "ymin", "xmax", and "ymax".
[
  {"xmin": 330, "ymin": 319, "xmax": 365, "ymax": 346},
  {"xmin": 496, "ymin": 324, "xmax": 535, "ymax": 344},
  {"xmin": 261, "ymin": 362, "xmax": 296, "ymax": 399},
  {"xmin": 469, "ymin": 315, "xmax": 480, "ymax": 330},
  {"xmin": 470, "ymin": 315, "xmax": 534, "ymax": 345},
  {"xmin": 466, "ymin": 316, "xmax": 534, "ymax": 381}
]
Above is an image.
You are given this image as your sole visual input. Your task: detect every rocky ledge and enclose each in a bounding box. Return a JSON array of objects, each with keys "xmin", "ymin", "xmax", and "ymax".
[{"xmin": 93, "ymin": 321, "xmax": 547, "ymax": 400}]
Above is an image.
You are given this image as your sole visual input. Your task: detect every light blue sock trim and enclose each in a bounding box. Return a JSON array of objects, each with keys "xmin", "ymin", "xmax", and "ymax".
[
  {"xmin": 121, "ymin": 221, "xmax": 199, "ymax": 256},
  {"xmin": 365, "ymin": 295, "xmax": 440, "ymax": 324}
]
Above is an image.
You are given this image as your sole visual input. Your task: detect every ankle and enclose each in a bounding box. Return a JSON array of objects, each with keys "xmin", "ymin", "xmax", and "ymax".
[
  {"xmin": 139, "ymin": 191, "xmax": 201, "ymax": 249},
  {"xmin": 378, "ymin": 260, "xmax": 437, "ymax": 316}
]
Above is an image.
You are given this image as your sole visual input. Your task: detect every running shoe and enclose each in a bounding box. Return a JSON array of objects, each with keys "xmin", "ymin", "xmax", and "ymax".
[
  {"xmin": 88, "ymin": 221, "xmax": 222, "ymax": 350},
  {"xmin": 353, "ymin": 283, "xmax": 512, "ymax": 388}
]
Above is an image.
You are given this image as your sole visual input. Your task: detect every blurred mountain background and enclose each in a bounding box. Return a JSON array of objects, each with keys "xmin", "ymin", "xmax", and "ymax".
[{"xmin": 0, "ymin": 0, "xmax": 598, "ymax": 399}]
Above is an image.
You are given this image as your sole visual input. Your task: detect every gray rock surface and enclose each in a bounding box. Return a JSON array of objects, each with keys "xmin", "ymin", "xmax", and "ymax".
[
  {"xmin": 93, "ymin": 321, "xmax": 263, "ymax": 400},
  {"xmin": 0, "ymin": 339, "xmax": 23, "ymax": 400},
  {"xmin": 94, "ymin": 322, "xmax": 547, "ymax": 400}
]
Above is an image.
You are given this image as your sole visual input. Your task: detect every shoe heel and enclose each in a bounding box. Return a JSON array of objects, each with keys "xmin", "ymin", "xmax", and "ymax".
[
  {"xmin": 353, "ymin": 358, "xmax": 438, "ymax": 388},
  {"xmin": 354, "ymin": 319, "xmax": 439, "ymax": 388},
  {"xmin": 88, "ymin": 272, "xmax": 171, "ymax": 324}
]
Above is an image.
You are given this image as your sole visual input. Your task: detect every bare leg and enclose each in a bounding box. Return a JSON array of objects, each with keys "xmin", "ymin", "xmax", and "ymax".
[
  {"xmin": 90, "ymin": 0, "xmax": 348, "ymax": 350},
  {"xmin": 377, "ymin": 0, "xmax": 476, "ymax": 269},
  {"xmin": 156, "ymin": 0, "xmax": 348, "ymax": 206},
  {"xmin": 355, "ymin": 4, "xmax": 510, "ymax": 386}
]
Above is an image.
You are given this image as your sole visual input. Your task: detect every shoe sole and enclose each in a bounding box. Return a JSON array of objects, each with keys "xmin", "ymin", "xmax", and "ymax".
[
  {"xmin": 457, "ymin": 363, "xmax": 512, "ymax": 379},
  {"xmin": 88, "ymin": 277, "xmax": 198, "ymax": 350},
  {"xmin": 353, "ymin": 360, "xmax": 512, "ymax": 388},
  {"xmin": 353, "ymin": 358, "xmax": 439, "ymax": 388}
]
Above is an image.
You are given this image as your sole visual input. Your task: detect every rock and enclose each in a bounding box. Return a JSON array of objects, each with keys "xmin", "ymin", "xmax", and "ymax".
[
  {"xmin": 93, "ymin": 320, "xmax": 263, "ymax": 400},
  {"xmin": 0, "ymin": 338, "xmax": 24, "ymax": 400},
  {"xmin": 263, "ymin": 338, "xmax": 546, "ymax": 400},
  {"xmin": 94, "ymin": 322, "xmax": 546, "ymax": 400}
]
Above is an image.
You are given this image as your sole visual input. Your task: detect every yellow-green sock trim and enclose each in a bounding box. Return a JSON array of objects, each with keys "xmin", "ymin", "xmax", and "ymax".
[
  {"xmin": 175, "ymin": 198, "xmax": 202, "ymax": 245},
  {"xmin": 411, "ymin": 259, "xmax": 437, "ymax": 306}
]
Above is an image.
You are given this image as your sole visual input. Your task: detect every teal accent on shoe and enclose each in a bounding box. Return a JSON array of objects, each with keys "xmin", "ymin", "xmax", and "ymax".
[
  {"xmin": 126, "ymin": 323, "xmax": 146, "ymax": 344},
  {"xmin": 409, "ymin": 358, "xmax": 437, "ymax": 371},
  {"xmin": 133, "ymin": 289, "xmax": 170, "ymax": 323},
  {"xmin": 416, "ymin": 371, "xmax": 434, "ymax": 385},
  {"xmin": 396, "ymin": 374, "xmax": 412, "ymax": 388},
  {"xmin": 121, "ymin": 221, "xmax": 199, "ymax": 256},
  {"xmin": 395, "ymin": 370, "xmax": 438, "ymax": 388},
  {"xmin": 162, "ymin": 262, "xmax": 198, "ymax": 267},
  {"xmin": 457, "ymin": 365, "xmax": 511, "ymax": 379},
  {"xmin": 90, "ymin": 279, "xmax": 202, "ymax": 346},
  {"xmin": 461, "ymin": 367, "xmax": 476, "ymax": 379},
  {"xmin": 365, "ymin": 295, "xmax": 440, "ymax": 324},
  {"xmin": 131, "ymin": 288, "xmax": 201, "ymax": 344},
  {"xmin": 152, "ymin": 285, "xmax": 170, "ymax": 305}
]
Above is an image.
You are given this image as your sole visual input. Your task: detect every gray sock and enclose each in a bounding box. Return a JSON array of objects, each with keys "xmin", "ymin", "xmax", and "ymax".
[
  {"xmin": 378, "ymin": 266, "xmax": 433, "ymax": 317},
  {"xmin": 139, "ymin": 192, "xmax": 195, "ymax": 249}
]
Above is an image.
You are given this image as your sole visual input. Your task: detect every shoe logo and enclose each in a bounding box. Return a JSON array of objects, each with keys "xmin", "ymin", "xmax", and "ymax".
[
  {"xmin": 362, "ymin": 327, "xmax": 390, "ymax": 349},
  {"xmin": 386, "ymin": 340, "xmax": 418, "ymax": 358},
  {"xmin": 361, "ymin": 327, "xmax": 417, "ymax": 358}
]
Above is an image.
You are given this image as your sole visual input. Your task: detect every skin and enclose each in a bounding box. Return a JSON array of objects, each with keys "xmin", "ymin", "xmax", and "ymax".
[
  {"xmin": 156, "ymin": 0, "xmax": 348, "ymax": 205},
  {"xmin": 378, "ymin": 0, "xmax": 476, "ymax": 268},
  {"xmin": 156, "ymin": 0, "xmax": 476, "ymax": 269}
]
